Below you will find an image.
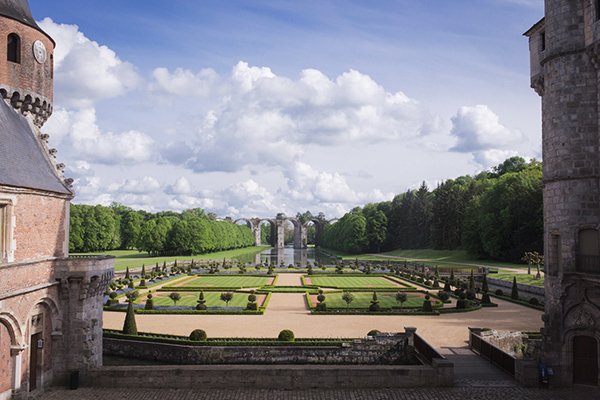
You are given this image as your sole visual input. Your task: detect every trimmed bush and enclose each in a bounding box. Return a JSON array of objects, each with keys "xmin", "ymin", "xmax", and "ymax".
[
  {"xmin": 316, "ymin": 302, "xmax": 327, "ymax": 311},
  {"xmin": 481, "ymin": 293, "xmax": 492, "ymax": 304},
  {"xmin": 189, "ymin": 329, "xmax": 207, "ymax": 341},
  {"xmin": 317, "ymin": 294, "xmax": 326, "ymax": 303},
  {"xmin": 456, "ymin": 299, "xmax": 471, "ymax": 309},
  {"xmin": 437, "ymin": 291, "xmax": 450, "ymax": 302},
  {"xmin": 495, "ymin": 289, "xmax": 504, "ymax": 296},
  {"xmin": 246, "ymin": 302, "xmax": 258, "ymax": 310},
  {"xmin": 511, "ymin": 277, "xmax": 520, "ymax": 300},
  {"xmin": 144, "ymin": 293, "xmax": 154, "ymax": 310},
  {"xmin": 278, "ymin": 329, "xmax": 295, "ymax": 342},
  {"xmin": 529, "ymin": 297, "xmax": 540, "ymax": 306},
  {"xmin": 367, "ymin": 329, "xmax": 380, "ymax": 336},
  {"xmin": 122, "ymin": 300, "xmax": 137, "ymax": 335}
]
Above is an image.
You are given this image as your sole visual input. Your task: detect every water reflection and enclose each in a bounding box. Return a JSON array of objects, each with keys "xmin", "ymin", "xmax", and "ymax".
[{"xmin": 232, "ymin": 246, "xmax": 336, "ymax": 266}]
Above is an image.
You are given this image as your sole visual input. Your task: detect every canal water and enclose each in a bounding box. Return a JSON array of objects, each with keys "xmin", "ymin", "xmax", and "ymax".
[{"xmin": 232, "ymin": 246, "xmax": 337, "ymax": 267}]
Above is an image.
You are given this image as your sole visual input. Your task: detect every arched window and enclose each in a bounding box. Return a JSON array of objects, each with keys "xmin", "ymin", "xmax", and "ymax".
[
  {"xmin": 577, "ymin": 228, "xmax": 599, "ymax": 273},
  {"xmin": 7, "ymin": 33, "xmax": 20, "ymax": 63}
]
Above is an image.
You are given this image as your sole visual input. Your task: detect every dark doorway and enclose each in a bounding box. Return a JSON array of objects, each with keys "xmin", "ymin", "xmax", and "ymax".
[
  {"xmin": 29, "ymin": 333, "xmax": 42, "ymax": 390},
  {"xmin": 573, "ymin": 335, "xmax": 599, "ymax": 386}
]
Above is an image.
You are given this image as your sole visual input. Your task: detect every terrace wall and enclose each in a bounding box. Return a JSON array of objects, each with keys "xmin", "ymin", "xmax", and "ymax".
[
  {"xmin": 103, "ymin": 331, "xmax": 413, "ymax": 365},
  {"xmin": 82, "ymin": 363, "xmax": 453, "ymax": 389}
]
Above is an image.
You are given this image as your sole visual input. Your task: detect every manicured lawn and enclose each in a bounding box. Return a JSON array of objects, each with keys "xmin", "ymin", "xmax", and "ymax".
[
  {"xmin": 320, "ymin": 292, "xmax": 436, "ymax": 309},
  {"xmin": 72, "ymin": 246, "xmax": 271, "ymax": 271},
  {"xmin": 307, "ymin": 276, "xmax": 402, "ymax": 288},
  {"xmin": 137, "ymin": 292, "xmax": 250, "ymax": 308},
  {"xmin": 178, "ymin": 275, "xmax": 272, "ymax": 288},
  {"xmin": 319, "ymin": 247, "xmax": 525, "ymax": 270},
  {"xmin": 493, "ymin": 273, "xmax": 545, "ymax": 287}
]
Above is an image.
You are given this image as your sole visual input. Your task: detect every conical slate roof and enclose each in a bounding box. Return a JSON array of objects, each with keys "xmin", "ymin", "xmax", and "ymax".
[
  {"xmin": 0, "ymin": 100, "xmax": 72, "ymax": 195},
  {"xmin": 0, "ymin": 0, "xmax": 53, "ymax": 42}
]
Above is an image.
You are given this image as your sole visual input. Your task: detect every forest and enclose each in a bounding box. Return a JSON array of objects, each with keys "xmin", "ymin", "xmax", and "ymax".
[
  {"xmin": 320, "ymin": 156, "xmax": 543, "ymax": 263},
  {"xmin": 69, "ymin": 205, "xmax": 255, "ymax": 256}
]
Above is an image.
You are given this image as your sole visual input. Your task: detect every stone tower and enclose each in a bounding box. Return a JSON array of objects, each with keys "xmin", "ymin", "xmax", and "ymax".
[
  {"xmin": 0, "ymin": 1, "xmax": 114, "ymax": 398},
  {"xmin": 525, "ymin": 0, "xmax": 600, "ymax": 387}
]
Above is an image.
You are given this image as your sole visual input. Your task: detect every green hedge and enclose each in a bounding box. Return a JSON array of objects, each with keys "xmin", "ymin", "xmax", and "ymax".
[
  {"xmin": 103, "ymin": 306, "xmax": 265, "ymax": 315},
  {"xmin": 437, "ymin": 304, "xmax": 483, "ymax": 314},
  {"xmin": 310, "ymin": 310, "xmax": 440, "ymax": 316},
  {"xmin": 103, "ymin": 330, "xmax": 347, "ymax": 347},
  {"xmin": 487, "ymin": 293, "xmax": 545, "ymax": 311}
]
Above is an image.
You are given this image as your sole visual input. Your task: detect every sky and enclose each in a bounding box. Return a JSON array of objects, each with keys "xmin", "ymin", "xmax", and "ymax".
[{"xmin": 28, "ymin": 0, "xmax": 545, "ymax": 219}]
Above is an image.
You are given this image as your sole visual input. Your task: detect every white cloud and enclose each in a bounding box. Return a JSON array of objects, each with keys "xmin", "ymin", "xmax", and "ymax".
[
  {"xmin": 38, "ymin": 18, "xmax": 143, "ymax": 108},
  {"xmin": 165, "ymin": 177, "xmax": 193, "ymax": 195},
  {"xmin": 107, "ymin": 177, "xmax": 161, "ymax": 194},
  {"xmin": 52, "ymin": 108, "xmax": 156, "ymax": 164},
  {"xmin": 450, "ymin": 105, "xmax": 525, "ymax": 169},
  {"xmin": 166, "ymin": 62, "xmax": 438, "ymax": 173},
  {"xmin": 147, "ymin": 67, "xmax": 221, "ymax": 101}
]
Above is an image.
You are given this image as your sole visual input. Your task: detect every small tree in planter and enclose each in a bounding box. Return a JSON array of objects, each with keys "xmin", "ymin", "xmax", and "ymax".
[
  {"xmin": 369, "ymin": 292, "xmax": 380, "ymax": 312},
  {"xmin": 220, "ymin": 292, "xmax": 234, "ymax": 307},
  {"xmin": 341, "ymin": 292, "xmax": 355, "ymax": 309},
  {"xmin": 122, "ymin": 298, "xmax": 137, "ymax": 335},
  {"xmin": 267, "ymin": 265, "xmax": 274, "ymax": 275},
  {"xmin": 247, "ymin": 290, "xmax": 257, "ymax": 310},
  {"xmin": 395, "ymin": 291, "xmax": 408, "ymax": 311},
  {"xmin": 511, "ymin": 277, "xmax": 520, "ymax": 300},
  {"xmin": 437, "ymin": 291, "xmax": 450, "ymax": 302},
  {"xmin": 196, "ymin": 290, "xmax": 207, "ymax": 310},
  {"xmin": 169, "ymin": 292, "xmax": 181, "ymax": 306},
  {"xmin": 422, "ymin": 293, "xmax": 433, "ymax": 312},
  {"xmin": 107, "ymin": 291, "xmax": 119, "ymax": 306},
  {"xmin": 144, "ymin": 293, "xmax": 154, "ymax": 310}
]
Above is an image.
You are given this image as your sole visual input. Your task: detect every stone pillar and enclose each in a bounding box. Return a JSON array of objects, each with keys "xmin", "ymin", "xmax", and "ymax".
[
  {"xmin": 404, "ymin": 327, "xmax": 417, "ymax": 347},
  {"xmin": 276, "ymin": 220, "xmax": 285, "ymax": 249},
  {"xmin": 53, "ymin": 256, "xmax": 114, "ymax": 385},
  {"xmin": 253, "ymin": 224, "xmax": 261, "ymax": 247},
  {"xmin": 10, "ymin": 345, "xmax": 25, "ymax": 399},
  {"xmin": 293, "ymin": 224, "xmax": 307, "ymax": 249}
]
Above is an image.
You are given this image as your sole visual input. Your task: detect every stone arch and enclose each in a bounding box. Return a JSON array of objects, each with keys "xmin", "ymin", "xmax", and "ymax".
[
  {"xmin": 304, "ymin": 218, "xmax": 325, "ymax": 248},
  {"xmin": 563, "ymin": 328, "xmax": 600, "ymax": 386},
  {"xmin": 31, "ymin": 295, "xmax": 61, "ymax": 335},
  {"xmin": 0, "ymin": 312, "xmax": 24, "ymax": 347}
]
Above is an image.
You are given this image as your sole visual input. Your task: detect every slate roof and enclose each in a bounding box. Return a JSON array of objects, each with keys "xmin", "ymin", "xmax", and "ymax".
[
  {"xmin": 0, "ymin": 0, "xmax": 54, "ymax": 43},
  {"xmin": 0, "ymin": 100, "xmax": 72, "ymax": 195}
]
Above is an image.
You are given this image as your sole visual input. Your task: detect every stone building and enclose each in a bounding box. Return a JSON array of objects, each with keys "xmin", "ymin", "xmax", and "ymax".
[
  {"xmin": 0, "ymin": 1, "xmax": 114, "ymax": 398},
  {"xmin": 525, "ymin": 0, "xmax": 600, "ymax": 387}
]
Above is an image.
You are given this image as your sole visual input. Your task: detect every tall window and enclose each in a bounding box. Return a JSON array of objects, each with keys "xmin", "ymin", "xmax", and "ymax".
[
  {"xmin": 7, "ymin": 33, "xmax": 20, "ymax": 63},
  {"xmin": 577, "ymin": 228, "xmax": 599, "ymax": 273},
  {"xmin": 540, "ymin": 31, "xmax": 546, "ymax": 51},
  {"xmin": 0, "ymin": 204, "xmax": 5, "ymax": 263}
]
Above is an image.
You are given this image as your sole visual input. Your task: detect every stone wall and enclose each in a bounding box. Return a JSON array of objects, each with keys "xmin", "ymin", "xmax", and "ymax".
[
  {"xmin": 82, "ymin": 363, "xmax": 453, "ymax": 389},
  {"xmin": 485, "ymin": 277, "xmax": 545, "ymax": 301},
  {"xmin": 103, "ymin": 331, "xmax": 413, "ymax": 366}
]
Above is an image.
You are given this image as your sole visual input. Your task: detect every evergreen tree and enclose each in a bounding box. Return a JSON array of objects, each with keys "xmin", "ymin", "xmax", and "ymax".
[
  {"xmin": 511, "ymin": 276, "xmax": 520, "ymax": 300},
  {"xmin": 122, "ymin": 299, "xmax": 138, "ymax": 335}
]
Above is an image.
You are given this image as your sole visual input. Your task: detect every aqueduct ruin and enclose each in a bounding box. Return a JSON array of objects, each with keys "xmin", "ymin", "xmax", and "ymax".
[{"xmin": 226, "ymin": 215, "xmax": 338, "ymax": 249}]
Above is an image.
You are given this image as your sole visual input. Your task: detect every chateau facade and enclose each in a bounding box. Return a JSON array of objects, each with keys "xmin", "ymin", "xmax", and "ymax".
[
  {"xmin": 526, "ymin": 0, "xmax": 600, "ymax": 387},
  {"xmin": 0, "ymin": 1, "xmax": 113, "ymax": 399}
]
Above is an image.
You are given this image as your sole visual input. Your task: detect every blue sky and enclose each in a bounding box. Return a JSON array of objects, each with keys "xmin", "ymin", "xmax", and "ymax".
[{"xmin": 28, "ymin": 0, "xmax": 544, "ymax": 218}]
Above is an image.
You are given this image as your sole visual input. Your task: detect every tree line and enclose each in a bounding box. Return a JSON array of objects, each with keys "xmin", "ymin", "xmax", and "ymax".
[
  {"xmin": 69, "ymin": 205, "xmax": 255, "ymax": 256},
  {"xmin": 321, "ymin": 156, "xmax": 543, "ymax": 263}
]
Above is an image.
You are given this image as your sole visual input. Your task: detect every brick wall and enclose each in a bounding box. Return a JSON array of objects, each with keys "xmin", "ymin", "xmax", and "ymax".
[
  {"xmin": 0, "ymin": 322, "xmax": 10, "ymax": 395},
  {"xmin": 0, "ymin": 17, "xmax": 53, "ymax": 102},
  {"xmin": 13, "ymin": 193, "xmax": 69, "ymax": 262}
]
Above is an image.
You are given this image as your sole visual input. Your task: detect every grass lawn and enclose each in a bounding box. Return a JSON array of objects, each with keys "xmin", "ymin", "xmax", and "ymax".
[
  {"xmin": 72, "ymin": 246, "xmax": 271, "ymax": 271},
  {"xmin": 319, "ymin": 247, "xmax": 525, "ymax": 270},
  {"xmin": 493, "ymin": 273, "xmax": 545, "ymax": 287},
  {"xmin": 321, "ymin": 292, "xmax": 435, "ymax": 309},
  {"xmin": 307, "ymin": 276, "xmax": 402, "ymax": 289},
  {"xmin": 137, "ymin": 292, "xmax": 249, "ymax": 308},
  {"xmin": 176, "ymin": 275, "xmax": 272, "ymax": 288}
]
